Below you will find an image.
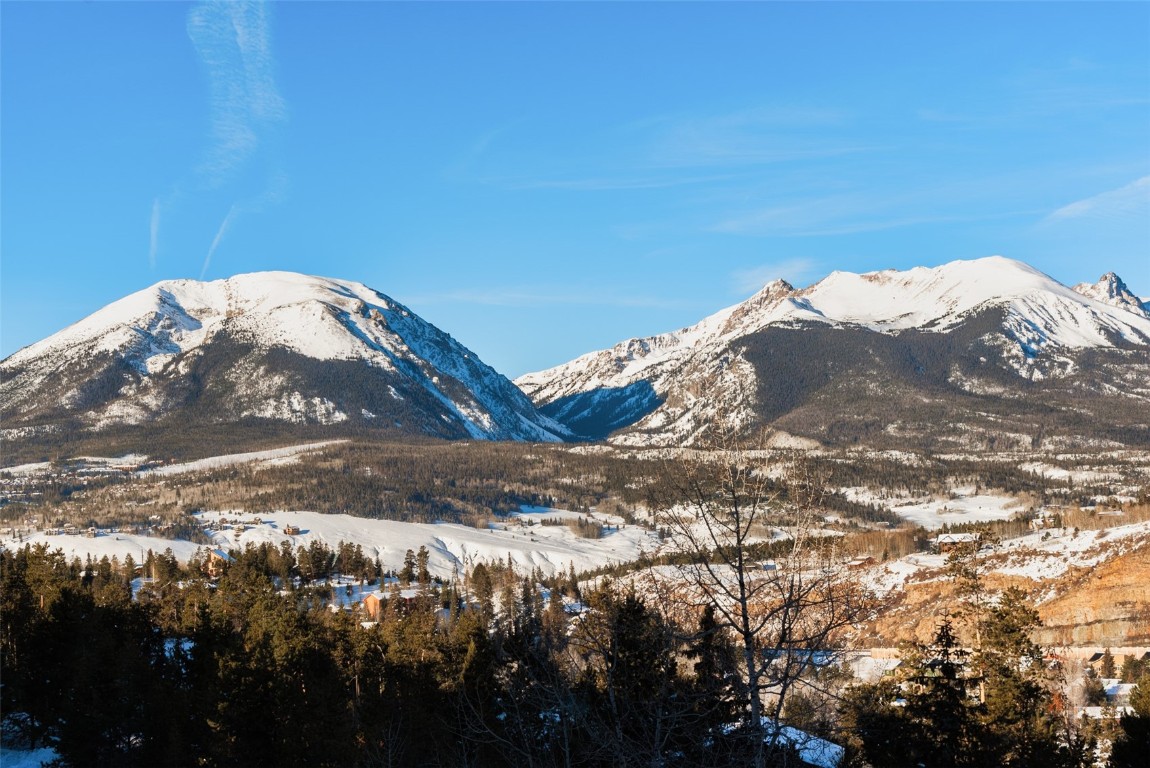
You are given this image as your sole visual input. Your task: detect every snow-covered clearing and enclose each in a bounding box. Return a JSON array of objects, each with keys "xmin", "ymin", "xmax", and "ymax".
[
  {"xmin": 990, "ymin": 521, "xmax": 1150, "ymax": 580},
  {"xmin": 0, "ymin": 506, "xmax": 662, "ymax": 579},
  {"xmin": 0, "ymin": 528, "xmax": 203, "ymax": 564},
  {"xmin": 192, "ymin": 508, "xmax": 659, "ymax": 578},
  {"xmin": 141, "ymin": 441, "xmax": 345, "ymax": 476},
  {"xmin": 843, "ymin": 486, "xmax": 1022, "ymax": 529},
  {"xmin": 1018, "ymin": 462, "xmax": 1117, "ymax": 485},
  {"xmin": 0, "ymin": 462, "xmax": 52, "ymax": 477}
]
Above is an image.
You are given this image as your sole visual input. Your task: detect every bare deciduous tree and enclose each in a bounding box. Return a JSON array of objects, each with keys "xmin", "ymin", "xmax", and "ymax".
[{"xmin": 652, "ymin": 429, "xmax": 874, "ymax": 766}]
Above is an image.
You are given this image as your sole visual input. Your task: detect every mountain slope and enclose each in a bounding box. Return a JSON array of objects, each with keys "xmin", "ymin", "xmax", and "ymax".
[
  {"xmin": 517, "ymin": 257, "xmax": 1150, "ymax": 447},
  {"xmin": 1, "ymin": 272, "xmax": 569, "ymax": 447}
]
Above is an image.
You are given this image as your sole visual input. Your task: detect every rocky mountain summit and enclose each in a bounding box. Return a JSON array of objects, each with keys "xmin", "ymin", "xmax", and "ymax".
[{"xmin": 518, "ymin": 257, "xmax": 1150, "ymax": 448}]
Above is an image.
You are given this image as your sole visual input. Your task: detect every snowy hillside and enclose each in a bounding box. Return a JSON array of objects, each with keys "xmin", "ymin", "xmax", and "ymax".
[
  {"xmin": 518, "ymin": 257, "xmax": 1150, "ymax": 446},
  {"xmin": 0, "ymin": 507, "xmax": 660, "ymax": 580},
  {"xmin": 1, "ymin": 272, "xmax": 568, "ymax": 443}
]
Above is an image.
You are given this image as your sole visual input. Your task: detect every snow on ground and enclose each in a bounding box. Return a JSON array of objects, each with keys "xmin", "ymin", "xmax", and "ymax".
[
  {"xmin": 196, "ymin": 506, "xmax": 662, "ymax": 578},
  {"xmin": 843, "ymin": 486, "xmax": 1022, "ymax": 529},
  {"xmin": 858, "ymin": 519, "xmax": 1150, "ymax": 596},
  {"xmin": 0, "ymin": 504, "xmax": 661, "ymax": 578},
  {"xmin": 990, "ymin": 521, "xmax": 1150, "ymax": 580},
  {"xmin": 0, "ymin": 529, "xmax": 202, "ymax": 564},
  {"xmin": 141, "ymin": 441, "xmax": 345, "ymax": 476},
  {"xmin": 220, "ymin": 505, "xmax": 662, "ymax": 579},
  {"xmin": 1019, "ymin": 462, "xmax": 1117, "ymax": 485},
  {"xmin": 0, "ymin": 746, "xmax": 59, "ymax": 768},
  {"xmin": 0, "ymin": 462, "xmax": 52, "ymax": 477}
]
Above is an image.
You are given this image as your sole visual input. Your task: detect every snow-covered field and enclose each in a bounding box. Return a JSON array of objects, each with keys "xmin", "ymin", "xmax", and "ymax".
[
  {"xmin": 1018, "ymin": 462, "xmax": 1118, "ymax": 485},
  {"xmin": 843, "ymin": 486, "xmax": 1023, "ymax": 529},
  {"xmin": 0, "ymin": 528, "xmax": 204, "ymax": 564},
  {"xmin": 141, "ymin": 441, "xmax": 345, "ymax": 476},
  {"xmin": 0, "ymin": 506, "xmax": 662, "ymax": 579}
]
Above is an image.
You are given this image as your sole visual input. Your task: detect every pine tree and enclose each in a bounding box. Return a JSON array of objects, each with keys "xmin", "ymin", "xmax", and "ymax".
[
  {"xmin": 974, "ymin": 588, "xmax": 1063, "ymax": 767},
  {"xmin": 470, "ymin": 562, "xmax": 494, "ymax": 619},
  {"xmin": 400, "ymin": 548, "xmax": 416, "ymax": 585},
  {"xmin": 1110, "ymin": 677, "xmax": 1150, "ymax": 768},
  {"xmin": 1083, "ymin": 667, "xmax": 1108, "ymax": 706},
  {"xmin": 416, "ymin": 545, "xmax": 430, "ymax": 586},
  {"xmin": 1101, "ymin": 648, "xmax": 1117, "ymax": 679}
]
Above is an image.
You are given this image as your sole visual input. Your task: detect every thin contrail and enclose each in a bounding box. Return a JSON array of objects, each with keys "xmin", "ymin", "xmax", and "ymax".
[
  {"xmin": 154, "ymin": 0, "xmax": 286, "ymax": 274},
  {"xmin": 149, "ymin": 199, "xmax": 161, "ymax": 269},
  {"xmin": 201, "ymin": 204, "xmax": 239, "ymax": 280}
]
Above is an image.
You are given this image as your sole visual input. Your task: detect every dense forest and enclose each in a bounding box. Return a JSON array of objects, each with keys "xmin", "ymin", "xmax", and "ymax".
[{"xmin": 3, "ymin": 538, "xmax": 1147, "ymax": 768}]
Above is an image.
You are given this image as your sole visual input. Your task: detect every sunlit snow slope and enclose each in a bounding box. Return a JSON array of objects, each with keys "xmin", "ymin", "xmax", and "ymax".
[
  {"xmin": 518, "ymin": 257, "xmax": 1150, "ymax": 445},
  {"xmin": 2, "ymin": 272, "xmax": 568, "ymax": 442}
]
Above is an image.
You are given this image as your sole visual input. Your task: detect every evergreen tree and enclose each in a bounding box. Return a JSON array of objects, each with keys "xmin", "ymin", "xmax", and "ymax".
[
  {"xmin": 844, "ymin": 618, "xmax": 988, "ymax": 768},
  {"xmin": 973, "ymin": 589, "xmax": 1063, "ymax": 767},
  {"xmin": 683, "ymin": 604, "xmax": 738, "ymax": 739},
  {"xmin": 416, "ymin": 544, "xmax": 430, "ymax": 586},
  {"xmin": 1110, "ymin": 677, "xmax": 1150, "ymax": 768},
  {"xmin": 1084, "ymin": 667, "xmax": 1108, "ymax": 706},
  {"xmin": 470, "ymin": 562, "xmax": 494, "ymax": 619},
  {"xmin": 1101, "ymin": 648, "xmax": 1117, "ymax": 679},
  {"xmin": 400, "ymin": 548, "xmax": 416, "ymax": 585}
]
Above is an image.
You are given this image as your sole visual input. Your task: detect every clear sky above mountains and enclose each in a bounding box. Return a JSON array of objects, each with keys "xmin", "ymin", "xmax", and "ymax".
[{"xmin": 3, "ymin": 1, "xmax": 1147, "ymax": 377}]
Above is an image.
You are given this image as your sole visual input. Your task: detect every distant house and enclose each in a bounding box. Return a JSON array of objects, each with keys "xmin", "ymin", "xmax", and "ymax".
[
  {"xmin": 932, "ymin": 532, "xmax": 980, "ymax": 554},
  {"xmin": 283, "ymin": 525, "xmax": 301, "ymax": 535},
  {"xmin": 847, "ymin": 556, "xmax": 876, "ymax": 570},
  {"xmin": 361, "ymin": 587, "xmax": 423, "ymax": 622},
  {"xmin": 760, "ymin": 560, "xmax": 778, "ymax": 572},
  {"xmin": 362, "ymin": 591, "xmax": 384, "ymax": 621},
  {"xmin": 206, "ymin": 548, "xmax": 234, "ymax": 579}
]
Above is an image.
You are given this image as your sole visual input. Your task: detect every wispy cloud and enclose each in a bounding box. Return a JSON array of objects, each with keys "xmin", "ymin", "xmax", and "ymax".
[
  {"xmin": 731, "ymin": 259, "xmax": 820, "ymax": 293},
  {"xmin": 1045, "ymin": 176, "xmax": 1150, "ymax": 223},
  {"xmin": 455, "ymin": 105, "xmax": 870, "ymax": 194},
  {"xmin": 646, "ymin": 106, "xmax": 873, "ymax": 169},
  {"xmin": 714, "ymin": 208, "xmax": 965, "ymax": 238},
  {"xmin": 150, "ymin": 0, "xmax": 286, "ymax": 275},
  {"xmin": 200, "ymin": 204, "xmax": 239, "ymax": 280},
  {"xmin": 187, "ymin": 0, "xmax": 285, "ymax": 187}
]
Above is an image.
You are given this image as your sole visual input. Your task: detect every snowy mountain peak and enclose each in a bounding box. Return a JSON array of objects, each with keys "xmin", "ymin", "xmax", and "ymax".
[
  {"xmin": 518, "ymin": 255, "xmax": 1150, "ymax": 445},
  {"xmin": 1073, "ymin": 272, "xmax": 1148, "ymax": 317},
  {"xmin": 2, "ymin": 271, "xmax": 569, "ymax": 442}
]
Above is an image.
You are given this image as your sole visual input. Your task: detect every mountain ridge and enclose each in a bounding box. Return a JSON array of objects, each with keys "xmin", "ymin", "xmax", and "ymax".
[
  {"xmin": 5, "ymin": 257, "xmax": 1149, "ymax": 458},
  {"xmin": 517, "ymin": 256, "xmax": 1150, "ymax": 447},
  {"xmin": 1, "ymin": 271, "xmax": 569, "ymax": 445}
]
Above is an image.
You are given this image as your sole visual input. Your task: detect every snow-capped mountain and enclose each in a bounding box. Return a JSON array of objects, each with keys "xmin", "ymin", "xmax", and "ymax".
[
  {"xmin": 1, "ymin": 272, "xmax": 569, "ymax": 443},
  {"xmin": 517, "ymin": 257, "xmax": 1150, "ymax": 447},
  {"xmin": 1072, "ymin": 272, "xmax": 1149, "ymax": 316}
]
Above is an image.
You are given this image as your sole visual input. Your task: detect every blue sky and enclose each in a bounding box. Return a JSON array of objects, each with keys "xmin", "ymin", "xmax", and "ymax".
[{"xmin": 3, "ymin": 1, "xmax": 1148, "ymax": 377}]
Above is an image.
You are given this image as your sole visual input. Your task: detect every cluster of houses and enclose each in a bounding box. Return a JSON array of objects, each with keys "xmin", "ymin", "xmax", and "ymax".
[{"xmin": 202, "ymin": 516, "xmax": 300, "ymax": 537}]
